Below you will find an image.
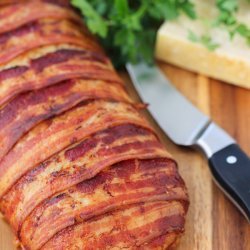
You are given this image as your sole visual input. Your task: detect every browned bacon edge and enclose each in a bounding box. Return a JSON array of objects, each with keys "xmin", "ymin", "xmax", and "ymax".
[
  {"xmin": 0, "ymin": 100, "xmax": 150, "ymax": 198},
  {"xmin": 0, "ymin": 0, "xmax": 28, "ymax": 6},
  {"xmin": 0, "ymin": 1, "xmax": 189, "ymax": 249},
  {"xmin": 41, "ymin": 201, "xmax": 186, "ymax": 250},
  {"xmin": 15, "ymin": 232, "xmax": 183, "ymax": 250},
  {"xmin": 0, "ymin": 124, "xmax": 170, "ymax": 235},
  {"xmin": 20, "ymin": 158, "xmax": 188, "ymax": 250},
  {"xmin": 0, "ymin": 79, "xmax": 129, "ymax": 162},
  {"xmin": 0, "ymin": 46, "xmax": 123, "ymax": 107},
  {"xmin": 0, "ymin": 0, "xmax": 81, "ymax": 35},
  {"xmin": 0, "ymin": 0, "xmax": 71, "ymax": 7},
  {"xmin": 0, "ymin": 18, "xmax": 103, "ymax": 65},
  {"xmin": 145, "ymin": 232, "xmax": 182, "ymax": 250}
]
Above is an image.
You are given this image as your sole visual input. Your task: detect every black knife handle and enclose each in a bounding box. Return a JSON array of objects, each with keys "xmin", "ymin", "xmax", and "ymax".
[{"xmin": 209, "ymin": 144, "xmax": 250, "ymax": 221}]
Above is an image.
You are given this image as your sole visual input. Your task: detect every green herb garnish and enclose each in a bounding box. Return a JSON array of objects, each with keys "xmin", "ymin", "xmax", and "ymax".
[
  {"xmin": 71, "ymin": 0, "xmax": 196, "ymax": 67},
  {"xmin": 71, "ymin": 0, "xmax": 250, "ymax": 67},
  {"xmin": 215, "ymin": 0, "xmax": 250, "ymax": 45},
  {"xmin": 188, "ymin": 31, "xmax": 220, "ymax": 51}
]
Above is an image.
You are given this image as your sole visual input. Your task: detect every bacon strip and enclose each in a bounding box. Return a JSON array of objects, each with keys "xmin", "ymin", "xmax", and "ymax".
[
  {"xmin": 0, "ymin": 1, "xmax": 27, "ymax": 6},
  {"xmin": 41, "ymin": 201, "xmax": 185, "ymax": 250},
  {"xmin": 0, "ymin": 79, "xmax": 129, "ymax": 161},
  {"xmin": 0, "ymin": 125, "xmax": 170, "ymax": 234},
  {"xmin": 145, "ymin": 233, "xmax": 182, "ymax": 250},
  {"xmin": 0, "ymin": 101, "xmax": 149, "ymax": 198},
  {"xmin": 0, "ymin": 0, "xmax": 81, "ymax": 35},
  {"xmin": 0, "ymin": 45, "xmax": 122, "ymax": 106},
  {"xmin": 0, "ymin": 1, "xmax": 189, "ymax": 249},
  {"xmin": 0, "ymin": 0, "xmax": 70, "ymax": 7},
  {"xmin": 21, "ymin": 159, "xmax": 188, "ymax": 250},
  {"xmin": 0, "ymin": 18, "xmax": 102, "ymax": 65}
]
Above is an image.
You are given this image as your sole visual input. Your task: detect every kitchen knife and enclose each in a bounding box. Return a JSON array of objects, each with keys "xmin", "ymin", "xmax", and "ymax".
[{"xmin": 126, "ymin": 62, "xmax": 250, "ymax": 222}]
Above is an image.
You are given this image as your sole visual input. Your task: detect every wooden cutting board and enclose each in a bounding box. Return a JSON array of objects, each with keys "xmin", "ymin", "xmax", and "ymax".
[{"xmin": 0, "ymin": 61, "xmax": 250, "ymax": 250}]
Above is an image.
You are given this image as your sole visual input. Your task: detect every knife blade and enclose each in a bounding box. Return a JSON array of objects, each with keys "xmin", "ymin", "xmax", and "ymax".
[{"xmin": 126, "ymin": 62, "xmax": 250, "ymax": 222}]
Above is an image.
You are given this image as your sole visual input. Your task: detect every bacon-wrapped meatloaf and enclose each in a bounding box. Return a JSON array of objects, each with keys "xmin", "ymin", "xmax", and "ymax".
[{"xmin": 0, "ymin": 1, "xmax": 189, "ymax": 249}]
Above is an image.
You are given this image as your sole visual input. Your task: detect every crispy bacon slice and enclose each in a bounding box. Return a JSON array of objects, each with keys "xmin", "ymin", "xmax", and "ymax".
[
  {"xmin": 0, "ymin": 100, "xmax": 149, "ymax": 198},
  {"xmin": 0, "ymin": 0, "xmax": 71, "ymax": 5},
  {"xmin": 20, "ymin": 159, "xmax": 188, "ymax": 250},
  {"xmin": 0, "ymin": 0, "xmax": 81, "ymax": 34},
  {"xmin": 144, "ymin": 233, "xmax": 182, "ymax": 250},
  {"xmin": 41, "ymin": 201, "xmax": 186, "ymax": 250},
  {"xmin": 0, "ymin": 124, "xmax": 170, "ymax": 234},
  {"xmin": 0, "ymin": 1, "xmax": 189, "ymax": 249},
  {"xmin": 0, "ymin": 18, "xmax": 103, "ymax": 65},
  {"xmin": 0, "ymin": 0, "xmax": 70, "ymax": 7},
  {"xmin": 0, "ymin": 79, "xmax": 129, "ymax": 161},
  {"xmin": 0, "ymin": 1, "xmax": 25, "ymax": 6},
  {"xmin": 0, "ymin": 45, "xmax": 123, "ymax": 106},
  {"xmin": 16, "ymin": 233, "xmax": 182, "ymax": 250}
]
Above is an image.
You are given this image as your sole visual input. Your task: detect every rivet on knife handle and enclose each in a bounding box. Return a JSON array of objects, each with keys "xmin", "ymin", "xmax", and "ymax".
[
  {"xmin": 197, "ymin": 122, "xmax": 250, "ymax": 222},
  {"xmin": 209, "ymin": 144, "xmax": 250, "ymax": 222}
]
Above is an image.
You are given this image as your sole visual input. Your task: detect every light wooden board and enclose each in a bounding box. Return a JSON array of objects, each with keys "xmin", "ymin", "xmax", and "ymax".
[{"xmin": 0, "ymin": 62, "xmax": 250, "ymax": 249}]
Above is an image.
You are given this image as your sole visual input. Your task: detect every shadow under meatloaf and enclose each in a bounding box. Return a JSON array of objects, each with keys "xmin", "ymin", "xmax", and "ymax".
[
  {"xmin": 0, "ymin": 100, "xmax": 150, "ymax": 198},
  {"xmin": 0, "ymin": 78, "xmax": 129, "ymax": 162},
  {"xmin": 0, "ymin": 124, "xmax": 170, "ymax": 235},
  {"xmin": 21, "ymin": 158, "xmax": 188, "ymax": 250},
  {"xmin": 41, "ymin": 201, "xmax": 187, "ymax": 250},
  {"xmin": 0, "ymin": 18, "xmax": 103, "ymax": 65},
  {"xmin": 0, "ymin": 0, "xmax": 81, "ymax": 35},
  {"xmin": 0, "ymin": 44, "xmax": 123, "ymax": 107}
]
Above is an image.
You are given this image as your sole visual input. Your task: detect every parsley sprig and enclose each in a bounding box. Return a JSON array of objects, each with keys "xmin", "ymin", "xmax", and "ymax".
[
  {"xmin": 188, "ymin": 31, "xmax": 220, "ymax": 51},
  {"xmin": 71, "ymin": 0, "xmax": 196, "ymax": 67},
  {"xmin": 215, "ymin": 0, "xmax": 250, "ymax": 45},
  {"xmin": 71, "ymin": 0, "xmax": 250, "ymax": 67}
]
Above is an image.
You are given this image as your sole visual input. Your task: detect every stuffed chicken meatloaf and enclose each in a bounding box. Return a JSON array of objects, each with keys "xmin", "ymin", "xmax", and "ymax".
[{"xmin": 0, "ymin": 0, "xmax": 189, "ymax": 249}]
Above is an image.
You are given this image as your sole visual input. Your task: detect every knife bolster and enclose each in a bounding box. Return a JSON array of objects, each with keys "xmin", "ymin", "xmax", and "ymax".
[{"xmin": 196, "ymin": 123, "xmax": 235, "ymax": 158}]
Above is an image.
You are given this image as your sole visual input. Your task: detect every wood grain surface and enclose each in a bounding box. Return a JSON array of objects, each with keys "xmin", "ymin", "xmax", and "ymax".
[{"xmin": 0, "ymin": 61, "xmax": 250, "ymax": 250}]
